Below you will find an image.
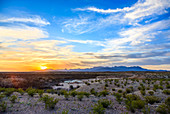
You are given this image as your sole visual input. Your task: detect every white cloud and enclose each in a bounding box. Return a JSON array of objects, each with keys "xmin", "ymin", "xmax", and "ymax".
[
  {"xmin": 102, "ymin": 19, "xmax": 170, "ymax": 51},
  {"xmin": 60, "ymin": 38, "xmax": 105, "ymax": 46},
  {"xmin": 0, "ymin": 15, "xmax": 50, "ymax": 26},
  {"xmin": 0, "ymin": 26, "xmax": 48, "ymax": 41},
  {"xmin": 75, "ymin": 0, "xmax": 170, "ymax": 20}
]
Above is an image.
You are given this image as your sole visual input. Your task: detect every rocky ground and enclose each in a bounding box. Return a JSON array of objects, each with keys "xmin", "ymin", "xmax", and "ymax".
[{"xmin": 0, "ymin": 78, "xmax": 170, "ymax": 114}]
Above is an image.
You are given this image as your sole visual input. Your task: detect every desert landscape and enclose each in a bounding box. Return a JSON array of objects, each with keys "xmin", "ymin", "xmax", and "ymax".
[{"xmin": 0, "ymin": 71, "xmax": 170, "ymax": 114}]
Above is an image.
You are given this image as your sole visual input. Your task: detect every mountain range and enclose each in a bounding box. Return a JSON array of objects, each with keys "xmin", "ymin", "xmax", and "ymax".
[{"xmin": 45, "ymin": 66, "xmax": 167, "ymax": 72}]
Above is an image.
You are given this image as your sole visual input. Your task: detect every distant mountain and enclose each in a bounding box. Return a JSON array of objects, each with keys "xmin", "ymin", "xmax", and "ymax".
[{"xmin": 46, "ymin": 66, "xmax": 167, "ymax": 72}]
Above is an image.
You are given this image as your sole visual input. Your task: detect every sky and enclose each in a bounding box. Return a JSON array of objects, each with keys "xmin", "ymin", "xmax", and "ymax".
[{"xmin": 0, "ymin": 0, "xmax": 170, "ymax": 71}]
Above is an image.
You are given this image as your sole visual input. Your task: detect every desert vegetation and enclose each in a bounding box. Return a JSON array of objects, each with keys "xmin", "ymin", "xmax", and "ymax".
[{"xmin": 0, "ymin": 71, "xmax": 170, "ymax": 113}]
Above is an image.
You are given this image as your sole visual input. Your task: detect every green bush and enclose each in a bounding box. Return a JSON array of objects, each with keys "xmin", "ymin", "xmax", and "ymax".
[
  {"xmin": 39, "ymin": 95, "xmax": 59, "ymax": 110},
  {"xmin": 132, "ymin": 100, "xmax": 145, "ymax": 109},
  {"xmin": 153, "ymin": 84, "xmax": 159, "ymax": 90},
  {"xmin": 46, "ymin": 89, "xmax": 54, "ymax": 94},
  {"xmin": 70, "ymin": 91, "xmax": 77, "ymax": 97},
  {"xmin": 148, "ymin": 91, "xmax": 154, "ymax": 95},
  {"xmin": 0, "ymin": 101, "xmax": 7, "ymax": 112},
  {"xmin": 126, "ymin": 88, "xmax": 131, "ymax": 93},
  {"xmin": 77, "ymin": 94, "xmax": 84, "ymax": 101},
  {"xmin": 64, "ymin": 92, "xmax": 69, "ymax": 100},
  {"xmin": 159, "ymin": 86, "xmax": 163, "ymax": 90},
  {"xmin": 105, "ymin": 83, "xmax": 108, "ymax": 87},
  {"xmin": 27, "ymin": 88, "xmax": 36, "ymax": 97},
  {"xmin": 0, "ymin": 88, "xmax": 5, "ymax": 92},
  {"xmin": 37, "ymin": 89, "xmax": 44, "ymax": 97},
  {"xmin": 125, "ymin": 94, "xmax": 141, "ymax": 113},
  {"xmin": 156, "ymin": 104, "xmax": 168, "ymax": 114},
  {"xmin": 90, "ymin": 88, "xmax": 98, "ymax": 96},
  {"xmin": 140, "ymin": 90, "xmax": 146, "ymax": 96},
  {"xmin": 98, "ymin": 99, "xmax": 112, "ymax": 108},
  {"xmin": 145, "ymin": 96, "xmax": 160, "ymax": 104},
  {"xmin": 166, "ymin": 84, "xmax": 170, "ymax": 89},
  {"xmin": 83, "ymin": 92, "xmax": 90, "ymax": 98},
  {"xmin": 112, "ymin": 88, "xmax": 115, "ymax": 91},
  {"xmin": 99, "ymin": 90, "xmax": 109, "ymax": 97},
  {"xmin": 126, "ymin": 94, "xmax": 140, "ymax": 101},
  {"xmin": 118, "ymin": 89, "xmax": 122, "ymax": 93},
  {"xmin": 10, "ymin": 95, "xmax": 17, "ymax": 103},
  {"xmin": 165, "ymin": 97, "xmax": 170, "ymax": 106},
  {"xmin": 129, "ymin": 86, "xmax": 134, "ymax": 91},
  {"xmin": 59, "ymin": 89, "xmax": 67, "ymax": 95},
  {"xmin": 4, "ymin": 88, "xmax": 16, "ymax": 96},
  {"xmin": 163, "ymin": 90, "xmax": 170, "ymax": 95},
  {"xmin": 0, "ymin": 94, "xmax": 5, "ymax": 101},
  {"xmin": 114, "ymin": 93, "xmax": 122, "ymax": 103},
  {"xmin": 92, "ymin": 103, "xmax": 105, "ymax": 114},
  {"xmin": 17, "ymin": 88, "xmax": 25, "ymax": 95}
]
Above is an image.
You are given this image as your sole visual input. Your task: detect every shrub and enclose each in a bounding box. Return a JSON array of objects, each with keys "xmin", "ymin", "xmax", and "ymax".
[
  {"xmin": 4, "ymin": 88, "xmax": 15, "ymax": 96},
  {"xmin": 0, "ymin": 94, "xmax": 5, "ymax": 101},
  {"xmin": 77, "ymin": 94, "xmax": 84, "ymax": 101},
  {"xmin": 92, "ymin": 103, "xmax": 105, "ymax": 114},
  {"xmin": 145, "ymin": 96, "xmax": 160, "ymax": 104},
  {"xmin": 46, "ymin": 89, "xmax": 54, "ymax": 94},
  {"xmin": 0, "ymin": 88, "xmax": 5, "ymax": 92},
  {"xmin": 70, "ymin": 91, "xmax": 77, "ymax": 97},
  {"xmin": 69, "ymin": 85, "xmax": 74, "ymax": 90},
  {"xmin": 148, "ymin": 91, "xmax": 154, "ymax": 95},
  {"xmin": 159, "ymin": 86, "xmax": 163, "ymax": 90},
  {"xmin": 59, "ymin": 89, "xmax": 67, "ymax": 95},
  {"xmin": 10, "ymin": 95, "xmax": 17, "ymax": 103},
  {"xmin": 162, "ymin": 90, "xmax": 170, "ymax": 95},
  {"xmin": 37, "ymin": 89, "xmax": 44, "ymax": 97},
  {"xmin": 140, "ymin": 90, "xmax": 146, "ymax": 96},
  {"xmin": 156, "ymin": 104, "xmax": 168, "ymax": 114},
  {"xmin": 90, "ymin": 88, "xmax": 97, "ymax": 96},
  {"xmin": 83, "ymin": 92, "xmax": 90, "ymax": 98},
  {"xmin": 122, "ymin": 92, "xmax": 126, "ymax": 98},
  {"xmin": 105, "ymin": 83, "xmax": 108, "ymax": 87},
  {"xmin": 126, "ymin": 94, "xmax": 140, "ymax": 101},
  {"xmin": 112, "ymin": 88, "xmax": 115, "ymax": 91},
  {"xmin": 154, "ymin": 84, "xmax": 159, "ymax": 89},
  {"xmin": 165, "ymin": 97, "xmax": 170, "ymax": 106},
  {"xmin": 130, "ymin": 86, "xmax": 134, "ymax": 91},
  {"xmin": 17, "ymin": 88, "xmax": 25, "ymax": 95},
  {"xmin": 132, "ymin": 100, "xmax": 145, "ymax": 109},
  {"xmin": 64, "ymin": 92, "xmax": 69, "ymax": 100},
  {"xmin": 125, "ymin": 94, "xmax": 141, "ymax": 113},
  {"xmin": 118, "ymin": 89, "xmax": 122, "ymax": 93},
  {"xmin": 114, "ymin": 93, "xmax": 122, "ymax": 103},
  {"xmin": 0, "ymin": 101, "xmax": 7, "ymax": 112},
  {"xmin": 146, "ymin": 86, "xmax": 150, "ymax": 90},
  {"xmin": 85, "ymin": 82, "xmax": 90, "ymax": 85},
  {"xmin": 27, "ymin": 88, "xmax": 36, "ymax": 97},
  {"xmin": 99, "ymin": 90, "xmax": 109, "ymax": 97},
  {"xmin": 166, "ymin": 84, "xmax": 170, "ymax": 89},
  {"xmin": 40, "ymin": 95, "xmax": 59, "ymax": 110},
  {"xmin": 126, "ymin": 88, "xmax": 131, "ymax": 93},
  {"xmin": 98, "ymin": 99, "xmax": 112, "ymax": 108},
  {"xmin": 138, "ymin": 86, "xmax": 141, "ymax": 90}
]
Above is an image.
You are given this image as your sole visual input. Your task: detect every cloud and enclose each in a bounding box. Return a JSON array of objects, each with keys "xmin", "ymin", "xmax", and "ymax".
[
  {"xmin": 66, "ymin": 0, "xmax": 170, "ymax": 34},
  {"xmin": 103, "ymin": 19, "xmax": 170, "ymax": 52},
  {"xmin": 0, "ymin": 15, "xmax": 50, "ymax": 26},
  {"xmin": 0, "ymin": 26, "xmax": 48, "ymax": 41},
  {"xmin": 95, "ymin": 51, "xmax": 169, "ymax": 59},
  {"xmin": 75, "ymin": 0, "xmax": 170, "ymax": 20},
  {"xmin": 60, "ymin": 38, "xmax": 105, "ymax": 46}
]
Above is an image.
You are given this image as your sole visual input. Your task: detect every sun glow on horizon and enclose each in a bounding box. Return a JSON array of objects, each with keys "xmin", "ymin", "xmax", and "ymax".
[{"xmin": 40, "ymin": 66, "xmax": 47, "ymax": 70}]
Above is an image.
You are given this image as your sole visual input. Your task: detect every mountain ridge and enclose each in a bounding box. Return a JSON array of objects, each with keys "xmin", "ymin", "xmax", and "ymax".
[{"xmin": 44, "ymin": 66, "xmax": 167, "ymax": 72}]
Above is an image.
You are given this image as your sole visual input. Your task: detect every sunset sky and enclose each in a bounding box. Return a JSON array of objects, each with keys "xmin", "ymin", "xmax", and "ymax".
[{"xmin": 0, "ymin": 0, "xmax": 170, "ymax": 71}]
